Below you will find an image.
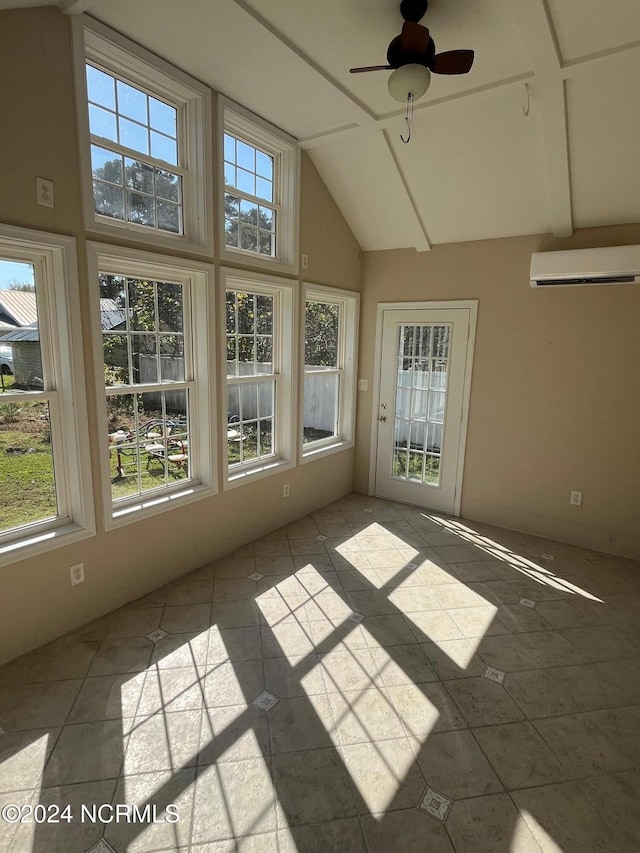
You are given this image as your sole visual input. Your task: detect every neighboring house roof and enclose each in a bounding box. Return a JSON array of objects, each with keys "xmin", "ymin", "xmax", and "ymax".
[
  {"xmin": 0, "ymin": 291, "xmax": 37, "ymax": 326},
  {"xmin": 0, "ymin": 300, "xmax": 127, "ymax": 342}
]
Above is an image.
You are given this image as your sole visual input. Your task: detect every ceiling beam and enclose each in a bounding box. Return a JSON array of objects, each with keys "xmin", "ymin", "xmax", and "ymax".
[
  {"xmin": 382, "ymin": 130, "xmax": 431, "ymax": 251},
  {"xmin": 59, "ymin": 0, "xmax": 99, "ymax": 13},
  {"xmin": 507, "ymin": 0, "xmax": 572, "ymax": 237}
]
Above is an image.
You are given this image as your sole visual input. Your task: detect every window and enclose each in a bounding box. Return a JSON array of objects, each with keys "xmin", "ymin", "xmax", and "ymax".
[
  {"xmin": 223, "ymin": 269, "xmax": 295, "ymax": 485},
  {"xmin": 220, "ymin": 98, "xmax": 299, "ymax": 274},
  {"xmin": 74, "ymin": 17, "xmax": 212, "ymax": 253},
  {"xmin": 302, "ymin": 285, "xmax": 359, "ymax": 460},
  {"xmin": 88, "ymin": 244, "xmax": 215, "ymax": 526},
  {"xmin": 0, "ymin": 225, "xmax": 94, "ymax": 565}
]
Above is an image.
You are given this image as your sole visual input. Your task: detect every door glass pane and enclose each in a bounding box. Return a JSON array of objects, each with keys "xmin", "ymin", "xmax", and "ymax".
[{"xmin": 392, "ymin": 324, "xmax": 450, "ymax": 487}]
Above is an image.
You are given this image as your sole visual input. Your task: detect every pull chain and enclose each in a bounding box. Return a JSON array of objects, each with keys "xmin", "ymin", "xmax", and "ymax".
[{"xmin": 400, "ymin": 92, "xmax": 414, "ymax": 144}]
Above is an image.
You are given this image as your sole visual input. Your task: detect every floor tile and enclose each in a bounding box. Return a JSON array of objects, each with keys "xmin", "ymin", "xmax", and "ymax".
[
  {"xmin": 446, "ymin": 793, "xmax": 542, "ymax": 852},
  {"xmin": 371, "ymin": 643, "xmax": 439, "ymax": 686},
  {"xmin": 448, "ymin": 606, "xmax": 508, "ymax": 638},
  {"xmin": 341, "ymin": 736, "xmax": 425, "ymax": 813},
  {"xmin": 271, "ymin": 747, "xmax": 357, "ymax": 826},
  {"xmin": 415, "ymin": 729, "xmax": 503, "ymax": 799},
  {"xmin": 162, "ymin": 604, "xmax": 212, "ymax": 633},
  {"xmin": 362, "ymin": 614, "xmax": 418, "ymax": 646},
  {"xmin": 579, "ymin": 771, "xmax": 640, "ymax": 849},
  {"xmin": 472, "ymin": 720, "xmax": 568, "ymax": 789},
  {"xmin": 444, "ymin": 677, "xmax": 525, "ymax": 727},
  {"xmin": 516, "ymin": 630, "xmax": 587, "ymax": 667},
  {"xmin": 199, "ymin": 703, "xmax": 270, "ymax": 764},
  {"xmin": 278, "ymin": 818, "xmax": 367, "ymax": 852},
  {"xmin": 548, "ymin": 663, "xmax": 633, "ymax": 711},
  {"xmin": 405, "ymin": 610, "xmax": 465, "ymax": 642},
  {"xmin": 166, "ymin": 579, "xmax": 213, "ymax": 606},
  {"xmin": 320, "ymin": 648, "xmax": 381, "ymax": 692},
  {"xmin": 503, "ymin": 669, "xmax": 581, "ymax": 718},
  {"xmin": 269, "ymin": 694, "xmax": 335, "ymax": 753},
  {"xmin": 0, "ymin": 727, "xmax": 59, "ymax": 793},
  {"xmin": 191, "ymin": 760, "xmax": 277, "ymax": 843},
  {"xmin": 361, "ymin": 807, "xmax": 455, "ymax": 852},
  {"xmin": 68, "ymin": 673, "xmax": 145, "ymax": 723},
  {"xmin": 387, "ymin": 682, "xmax": 467, "ymax": 740},
  {"xmin": 533, "ymin": 712, "xmax": 635, "ymax": 777},
  {"xmin": 124, "ymin": 709, "xmax": 202, "ymax": 774},
  {"xmin": 0, "ymin": 680, "xmax": 82, "ymax": 731},
  {"xmin": 421, "ymin": 639, "xmax": 486, "ymax": 680},
  {"xmin": 87, "ymin": 637, "xmax": 153, "ymax": 677},
  {"xmin": 45, "ymin": 720, "xmax": 124, "ymax": 785},
  {"xmin": 329, "ymin": 687, "xmax": 406, "ymax": 745},
  {"xmin": 559, "ymin": 625, "xmax": 640, "ymax": 663},
  {"xmin": 513, "ymin": 780, "xmax": 630, "ymax": 852}
]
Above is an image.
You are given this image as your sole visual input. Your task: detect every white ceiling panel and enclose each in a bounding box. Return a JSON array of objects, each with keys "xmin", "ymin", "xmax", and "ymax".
[
  {"xmin": 567, "ymin": 55, "xmax": 640, "ymax": 229},
  {"xmin": 244, "ymin": 0, "xmax": 531, "ymax": 118},
  {"xmin": 388, "ymin": 84, "xmax": 549, "ymax": 245},
  {"xmin": 92, "ymin": 0, "xmax": 363, "ymax": 139},
  {"xmin": 309, "ymin": 132, "xmax": 430, "ymax": 251},
  {"xmin": 547, "ymin": 0, "xmax": 640, "ymax": 64}
]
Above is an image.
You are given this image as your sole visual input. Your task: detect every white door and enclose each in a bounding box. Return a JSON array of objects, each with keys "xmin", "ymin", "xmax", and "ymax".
[{"xmin": 373, "ymin": 304, "xmax": 476, "ymax": 514}]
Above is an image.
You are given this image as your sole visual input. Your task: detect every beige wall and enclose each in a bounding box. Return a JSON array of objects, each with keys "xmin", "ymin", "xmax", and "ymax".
[
  {"xmin": 356, "ymin": 223, "xmax": 640, "ymax": 560},
  {"xmin": 0, "ymin": 8, "xmax": 362, "ymax": 665}
]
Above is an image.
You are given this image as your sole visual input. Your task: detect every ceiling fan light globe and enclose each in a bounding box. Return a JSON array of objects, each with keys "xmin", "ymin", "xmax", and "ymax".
[{"xmin": 388, "ymin": 64, "xmax": 431, "ymax": 102}]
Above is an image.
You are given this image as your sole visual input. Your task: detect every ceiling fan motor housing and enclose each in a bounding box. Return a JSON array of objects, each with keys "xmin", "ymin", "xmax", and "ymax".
[
  {"xmin": 400, "ymin": 0, "xmax": 428, "ymax": 23},
  {"xmin": 387, "ymin": 33, "xmax": 436, "ymax": 69}
]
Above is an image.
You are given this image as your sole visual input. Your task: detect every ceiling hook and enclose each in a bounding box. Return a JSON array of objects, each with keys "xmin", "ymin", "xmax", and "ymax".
[
  {"xmin": 400, "ymin": 115, "xmax": 412, "ymax": 143},
  {"xmin": 400, "ymin": 92, "xmax": 414, "ymax": 143},
  {"xmin": 522, "ymin": 82, "xmax": 531, "ymax": 117}
]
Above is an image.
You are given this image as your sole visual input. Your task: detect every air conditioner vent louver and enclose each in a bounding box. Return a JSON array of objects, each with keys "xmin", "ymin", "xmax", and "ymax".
[{"xmin": 530, "ymin": 245, "xmax": 640, "ymax": 288}]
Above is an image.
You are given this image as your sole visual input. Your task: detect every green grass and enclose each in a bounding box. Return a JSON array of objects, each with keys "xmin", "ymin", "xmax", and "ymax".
[{"xmin": 0, "ymin": 401, "xmax": 57, "ymax": 533}]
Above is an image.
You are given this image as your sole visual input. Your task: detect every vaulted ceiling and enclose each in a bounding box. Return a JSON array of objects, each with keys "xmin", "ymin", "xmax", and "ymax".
[{"xmin": 4, "ymin": 0, "xmax": 640, "ymax": 251}]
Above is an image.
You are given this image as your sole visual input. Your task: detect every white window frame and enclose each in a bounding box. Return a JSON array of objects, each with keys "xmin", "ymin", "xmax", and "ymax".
[
  {"xmin": 87, "ymin": 243, "xmax": 216, "ymax": 529},
  {"xmin": 72, "ymin": 15, "xmax": 213, "ymax": 255},
  {"xmin": 0, "ymin": 225, "xmax": 95, "ymax": 567},
  {"xmin": 221, "ymin": 268, "xmax": 296, "ymax": 489},
  {"xmin": 219, "ymin": 96, "xmax": 300, "ymax": 275},
  {"xmin": 301, "ymin": 284, "xmax": 359, "ymax": 462}
]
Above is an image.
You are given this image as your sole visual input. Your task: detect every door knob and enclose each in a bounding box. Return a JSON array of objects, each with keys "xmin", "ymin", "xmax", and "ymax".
[{"xmin": 378, "ymin": 415, "xmax": 387, "ymax": 422}]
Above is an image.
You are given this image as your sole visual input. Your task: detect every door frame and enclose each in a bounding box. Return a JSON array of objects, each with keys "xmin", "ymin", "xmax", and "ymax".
[{"xmin": 368, "ymin": 300, "xmax": 478, "ymax": 516}]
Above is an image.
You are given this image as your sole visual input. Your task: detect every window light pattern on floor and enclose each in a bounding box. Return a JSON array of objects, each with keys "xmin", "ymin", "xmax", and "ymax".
[{"xmin": 0, "ymin": 496, "xmax": 639, "ymax": 852}]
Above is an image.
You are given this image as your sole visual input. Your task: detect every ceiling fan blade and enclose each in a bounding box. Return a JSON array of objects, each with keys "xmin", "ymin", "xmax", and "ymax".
[
  {"xmin": 350, "ymin": 65, "xmax": 393, "ymax": 73},
  {"xmin": 430, "ymin": 49, "xmax": 474, "ymax": 74},
  {"xmin": 401, "ymin": 21, "xmax": 430, "ymax": 54}
]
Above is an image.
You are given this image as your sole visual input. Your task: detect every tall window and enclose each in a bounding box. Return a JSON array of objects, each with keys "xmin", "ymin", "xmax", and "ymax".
[
  {"xmin": 0, "ymin": 226, "xmax": 94, "ymax": 565},
  {"xmin": 75, "ymin": 18, "xmax": 212, "ymax": 253},
  {"xmin": 302, "ymin": 286, "xmax": 359, "ymax": 459},
  {"xmin": 220, "ymin": 98, "xmax": 299, "ymax": 274},
  {"xmin": 223, "ymin": 270, "xmax": 295, "ymax": 484},
  {"xmin": 89, "ymin": 245, "xmax": 215, "ymax": 525}
]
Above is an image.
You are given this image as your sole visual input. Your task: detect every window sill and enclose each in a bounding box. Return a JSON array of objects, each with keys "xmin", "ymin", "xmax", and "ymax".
[
  {"xmin": 225, "ymin": 458, "xmax": 295, "ymax": 491},
  {"xmin": 0, "ymin": 522, "xmax": 95, "ymax": 569},
  {"xmin": 300, "ymin": 439, "xmax": 354, "ymax": 464},
  {"xmin": 220, "ymin": 244, "xmax": 298, "ymax": 277},
  {"xmin": 85, "ymin": 217, "xmax": 214, "ymax": 258},
  {"xmin": 106, "ymin": 482, "xmax": 216, "ymax": 531}
]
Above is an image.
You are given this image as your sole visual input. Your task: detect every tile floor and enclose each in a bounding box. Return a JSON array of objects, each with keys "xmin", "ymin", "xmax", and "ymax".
[{"xmin": 1, "ymin": 494, "xmax": 640, "ymax": 852}]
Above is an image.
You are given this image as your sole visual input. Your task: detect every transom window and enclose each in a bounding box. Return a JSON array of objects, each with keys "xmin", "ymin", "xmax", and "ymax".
[
  {"xmin": 224, "ymin": 133, "xmax": 276, "ymax": 257},
  {"xmin": 87, "ymin": 65, "xmax": 183, "ymax": 235},
  {"xmin": 220, "ymin": 98, "xmax": 299, "ymax": 274},
  {"xmin": 75, "ymin": 18, "xmax": 212, "ymax": 253}
]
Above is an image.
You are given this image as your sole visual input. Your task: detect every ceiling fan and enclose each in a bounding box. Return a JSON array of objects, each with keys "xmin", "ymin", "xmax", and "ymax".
[{"xmin": 350, "ymin": 0, "xmax": 475, "ymax": 79}]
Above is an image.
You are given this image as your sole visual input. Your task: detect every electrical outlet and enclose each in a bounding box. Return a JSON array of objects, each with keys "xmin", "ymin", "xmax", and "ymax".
[
  {"xmin": 35, "ymin": 177, "xmax": 54, "ymax": 208},
  {"xmin": 358, "ymin": 379, "xmax": 368, "ymax": 391},
  {"xmin": 570, "ymin": 490, "xmax": 583, "ymax": 506},
  {"xmin": 283, "ymin": 484, "xmax": 290, "ymax": 498},
  {"xmin": 70, "ymin": 563, "xmax": 85, "ymax": 586}
]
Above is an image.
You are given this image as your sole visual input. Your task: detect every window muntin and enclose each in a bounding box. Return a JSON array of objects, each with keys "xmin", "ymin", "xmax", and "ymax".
[
  {"xmin": 224, "ymin": 133, "xmax": 277, "ymax": 257},
  {"xmin": 101, "ymin": 273, "xmax": 194, "ymax": 503},
  {"xmin": 87, "ymin": 64, "xmax": 184, "ymax": 235},
  {"xmin": 226, "ymin": 290, "xmax": 277, "ymax": 468}
]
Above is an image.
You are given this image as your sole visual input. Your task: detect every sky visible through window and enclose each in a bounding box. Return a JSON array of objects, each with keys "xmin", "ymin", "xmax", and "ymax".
[{"xmin": 0, "ymin": 260, "xmax": 34, "ymax": 290}]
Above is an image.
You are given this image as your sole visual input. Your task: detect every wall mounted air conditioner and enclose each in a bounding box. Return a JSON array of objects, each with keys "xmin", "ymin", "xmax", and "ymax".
[{"xmin": 530, "ymin": 245, "xmax": 640, "ymax": 287}]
